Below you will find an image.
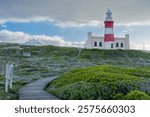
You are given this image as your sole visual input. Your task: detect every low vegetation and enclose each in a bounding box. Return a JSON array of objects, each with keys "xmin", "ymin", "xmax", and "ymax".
[
  {"xmin": 0, "ymin": 75, "xmax": 4, "ymax": 81},
  {"xmin": 125, "ymin": 90, "xmax": 150, "ymax": 100},
  {"xmin": 48, "ymin": 65, "xmax": 150, "ymax": 100},
  {"xmin": 0, "ymin": 75, "xmax": 27, "ymax": 99},
  {"xmin": 0, "ymin": 44, "xmax": 150, "ymax": 100}
]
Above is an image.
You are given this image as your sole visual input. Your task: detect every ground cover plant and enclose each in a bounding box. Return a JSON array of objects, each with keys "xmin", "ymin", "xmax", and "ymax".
[
  {"xmin": 48, "ymin": 65, "xmax": 150, "ymax": 100},
  {"xmin": 0, "ymin": 44, "xmax": 150, "ymax": 99},
  {"xmin": 0, "ymin": 74, "xmax": 26, "ymax": 99}
]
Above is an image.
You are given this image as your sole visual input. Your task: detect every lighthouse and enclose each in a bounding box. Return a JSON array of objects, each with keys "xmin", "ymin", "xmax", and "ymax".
[
  {"xmin": 104, "ymin": 9, "xmax": 115, "ymax": 49},
  {"xmin": 84, "ymin": 9, "xmax": 130, "ymax": 50}
]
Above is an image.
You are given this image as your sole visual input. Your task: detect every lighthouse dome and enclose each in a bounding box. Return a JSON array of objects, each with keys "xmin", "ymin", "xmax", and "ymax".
[
  {"xmin": 106, "ymin": 9, "xmax": 112, "ymax": 14},
  {"xmin": 106, "ymin": 9, "xmax": 113, "ymax": 21}
]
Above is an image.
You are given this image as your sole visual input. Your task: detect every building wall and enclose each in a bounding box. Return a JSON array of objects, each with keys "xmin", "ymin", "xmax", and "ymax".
[
  {"xmin": 84, "ymin": 32, "xmax": 104, "ymax": 49},
  {"xmin": 114, "ymin": 38, "xmax": 126, "ymax": 49},
  {"xmin": 84, "ymin": 32, "xmax": 130, "ymax": 49}
]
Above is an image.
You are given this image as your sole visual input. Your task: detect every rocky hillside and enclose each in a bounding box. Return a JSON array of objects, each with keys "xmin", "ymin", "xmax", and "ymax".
[{"xmin": 0, "ymin": 44, "xmax": 150, "ymax": 99}]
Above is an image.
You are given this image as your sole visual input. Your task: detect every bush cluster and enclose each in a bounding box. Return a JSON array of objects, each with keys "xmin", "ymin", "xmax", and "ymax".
[{"xmin": 49, "ymin": 65, "xmax": 150, "ymax": 100}]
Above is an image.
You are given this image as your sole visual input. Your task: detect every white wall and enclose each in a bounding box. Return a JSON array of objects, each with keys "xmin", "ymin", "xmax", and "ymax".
[{"xmin": 85, "ymin": 33, "xmax": 130, "ymax": 50}]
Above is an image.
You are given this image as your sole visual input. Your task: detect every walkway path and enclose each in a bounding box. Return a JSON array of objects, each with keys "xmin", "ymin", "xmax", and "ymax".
[{"xmin": 18, "ymin": 76, "xmax": 59, "ymax": 100}]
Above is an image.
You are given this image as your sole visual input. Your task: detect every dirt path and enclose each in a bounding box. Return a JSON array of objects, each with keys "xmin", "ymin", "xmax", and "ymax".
[{"xmin": 18, "ymin": 76, "xmax": 59, "ymax": 100}]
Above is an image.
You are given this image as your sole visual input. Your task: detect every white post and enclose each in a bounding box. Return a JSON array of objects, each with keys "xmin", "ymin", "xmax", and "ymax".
[
  {"xmin": 5, "ymin": 63, "xmax": 9, "ymax": 93},
  {"xmin": 9, "ymin": 64, "xmax": 13, "ymax": 89},
  {"xmin": 5, "ymin": 63, "xmax": 13, "ymax": 92}
]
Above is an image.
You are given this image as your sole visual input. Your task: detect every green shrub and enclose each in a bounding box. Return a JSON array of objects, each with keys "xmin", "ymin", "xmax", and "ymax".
[
  {"xmin": 48, "ymin": 65, "xmax": 149, "ymax": 100},
  {"xmin": 51, "ymin": 81, "xmax": 101, "ymax": 100},
  {"xmin": 0, "ymin": 80, "xmax": 27, "ymax": 100},
  {"xmin": 80, "ymin": 49, "xmax": 150, "ymax": 60},
  {"xmin": 0, "ymin": 75, "xmax": 4, "ymax": 81},
  {"xmin": 113, "ymin": 93, "xmax": 125, "ymax": 100},
  {"xmin": 125, "ymin": 90, "xmax": 150, "ymax": 100}
]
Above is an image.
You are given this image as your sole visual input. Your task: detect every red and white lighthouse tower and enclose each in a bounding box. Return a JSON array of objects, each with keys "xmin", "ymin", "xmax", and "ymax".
[{"xmin": 104, "ymin": 9, "xmax": 115, "ymax": 49}]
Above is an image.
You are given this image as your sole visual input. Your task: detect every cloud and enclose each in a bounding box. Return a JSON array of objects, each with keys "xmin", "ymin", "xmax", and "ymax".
[
  {"xmin": 33, "ymin": 35, "xmax": 65, "ymax": 46},
  {"xmin": 64, "ymin": 41, "xmax": 85, "ymax": 48},
  {"xmin": 130, "ymin": 42, "xmax": 150, "ymax": 50},
  {"xmin": 0, "ymin": 30, "xmax": 31, "ymax": 43},
  {"xmin": 0, "ymin": 0, "xmax": 150, "ymax": 26},
  {"xmin": 0, "ymin": 30, "xmax": 65, "ymax": 45},
  {"xmin": 0, "ymin": 30, "xmax": 149, "ymax": 50},
  {"xmin": 0, "ymin": 30, "xmax": 84, "ymax": 47},
  {"xmin": 56, "ymin": 20, "xmax": 101, "ymax": 28},
  {"xmin": 0, "ymin": 17, "xmax": 54, "ymax": 24}
]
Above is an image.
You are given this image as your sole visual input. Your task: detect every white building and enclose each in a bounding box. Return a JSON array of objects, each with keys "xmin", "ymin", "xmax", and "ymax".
[
  {"xmin": 23, "ymin": 52, "xmax": 31, "ymax": 57},
  {"xmin": 84, "ymin": 9, "xmax": 130, "ymax": 50}
]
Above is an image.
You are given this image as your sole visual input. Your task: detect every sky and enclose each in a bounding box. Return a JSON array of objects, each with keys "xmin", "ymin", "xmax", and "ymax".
[{"xmin": 0, "ymin": 0, "xmax": 150, "ymax": 50}]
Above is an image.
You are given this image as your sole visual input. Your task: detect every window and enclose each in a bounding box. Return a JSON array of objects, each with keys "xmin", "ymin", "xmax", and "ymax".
[
  {"xmin": 121, "ymin": 43, "xmax": 124, "ymax": 47},
  {"xmin": 99, "ymin": 42, "xmax": 102, "ymax": 47},
  {"xmin": 94, "ymin": 42, "xmax": 97, "ymax": 47},
  {"xmin": 111, "ymin": 43, "xmax": 113, "ymax": 48},
  {"xmin": 116, "ymin": 43, "xmax": 119, "ymax": 47}
]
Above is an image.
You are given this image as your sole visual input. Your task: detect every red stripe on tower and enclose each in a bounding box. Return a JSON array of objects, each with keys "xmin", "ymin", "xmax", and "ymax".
[{"xmin": 104, "ymin": 9, "xmax": 115, "ymax": 42}]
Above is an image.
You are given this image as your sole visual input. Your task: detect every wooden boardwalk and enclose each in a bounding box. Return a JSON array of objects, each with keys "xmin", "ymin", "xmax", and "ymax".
[{"xmin": 18, "ymin": 76, "xmax": 59, "ymax": 100}]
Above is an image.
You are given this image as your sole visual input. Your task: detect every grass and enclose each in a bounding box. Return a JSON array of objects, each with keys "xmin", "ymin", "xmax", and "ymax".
[
  {"xmin": 0, "ymin": 44, "xmax": 150, "ymax": 100},
  {"xmin": 48, "ymin": 65, "xmax": 150, "ymax": 100},
  {"xmin": 125, "ymin": 90, "xmax": 150, "ymax": 100},
  {"xmin": 0, "ymin": 75, "xmax": 4, "ymax": 81},
  {"xmin": 80, "ymin": 49, "xmax": 150, "ymax": 59},
  {"xmin": 16, "ymin": 63, "xmax": 50, "ymax": 77},
  {"xmin": 21, "ymin": 45, "xmax": 79, "ymax": 57},
  {"xmin": 79, "ymin": 49, "xmax": 150, "ymax": 67},
  {"xmin": 0, "ymin": 75, "xmax": 27, "ymax": 100}
]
